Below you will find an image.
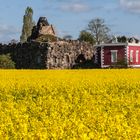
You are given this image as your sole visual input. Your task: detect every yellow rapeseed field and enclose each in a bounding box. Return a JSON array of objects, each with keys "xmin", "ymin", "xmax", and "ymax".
[{"xmin": 0, "ymin": 69, "xmax": 140, "ymax": 139}]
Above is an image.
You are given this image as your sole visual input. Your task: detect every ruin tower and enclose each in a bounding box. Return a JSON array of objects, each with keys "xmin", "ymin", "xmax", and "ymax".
[
  {"xmin": 37, "ymin": 17, "xmax": 56, "ymax": 36},
  {"xmin": 29, "ymin": 17, "xmax": 56, "ymax": 41}
]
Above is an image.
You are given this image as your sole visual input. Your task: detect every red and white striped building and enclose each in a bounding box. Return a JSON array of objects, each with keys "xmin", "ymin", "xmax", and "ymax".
[{"xmin": 94, "ymin": 42, "xmax": 140, "ymax": 68}]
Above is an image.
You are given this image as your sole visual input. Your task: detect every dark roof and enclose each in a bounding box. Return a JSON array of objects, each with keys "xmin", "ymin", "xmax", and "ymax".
[{"xmin": 37, "ymin": 17, "xmax": 49, "ymax": 27}]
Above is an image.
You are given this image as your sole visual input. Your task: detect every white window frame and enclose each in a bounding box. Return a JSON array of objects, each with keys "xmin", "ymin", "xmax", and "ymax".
[
  {"xmin": 136, "ymin": 50, "xmax": 139, "ymax": 63},
  {"xmin": 130, "ymin": 50, "xmax": 133, "ymax": 62},
  {"xmin": 111, "ymin": 50, "xmax": 118, "ymax": 63}
]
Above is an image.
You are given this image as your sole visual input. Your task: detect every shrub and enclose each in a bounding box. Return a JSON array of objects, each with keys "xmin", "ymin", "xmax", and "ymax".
[
  {"xmin": 110, "ymin": 59, "xmax": 128, "ymax": 68},
  {"xmin": 0, "ymin": 54, "xmax": 15, "ymax": 69}
]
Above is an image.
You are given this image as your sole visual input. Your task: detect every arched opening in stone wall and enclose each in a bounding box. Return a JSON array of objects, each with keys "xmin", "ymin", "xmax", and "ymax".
[
  {"xmin": 73, "ymin": 53, "xmax": 96, "ymax": 69},
  {"xmin": 65, "ymin": 55, "xmax": 70, "ymax": 63},
  {"xmin": 53, "ymin": 56, "xmax": 57, "ymax": 63},
  {"xmin": 75, "ymin": 54, "xmax": 86, "ymax": 63}
]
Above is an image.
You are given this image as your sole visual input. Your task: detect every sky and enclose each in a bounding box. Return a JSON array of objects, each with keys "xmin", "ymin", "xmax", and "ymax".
[{"xmin": 0, "ymin": 0, "xmax": 140, "ymax": 43}]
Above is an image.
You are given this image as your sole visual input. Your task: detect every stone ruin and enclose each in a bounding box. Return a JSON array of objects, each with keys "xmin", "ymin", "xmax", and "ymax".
[
  {"xmin": 0, "ymin": 17, "xmax": 95, "ymax": 69},
  {"xmin": 46, "ymin": 41, "xmax": 94, "ymax": 69},
  {"xmin": 29, "ymin": 17, "xmax": 56, "ymax": 41}
]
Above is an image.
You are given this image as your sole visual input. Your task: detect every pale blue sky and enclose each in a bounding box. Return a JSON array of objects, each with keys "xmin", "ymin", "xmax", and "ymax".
[{"xmin": 0, "ymin": 0, "xmax": 140, "ymax": 43}]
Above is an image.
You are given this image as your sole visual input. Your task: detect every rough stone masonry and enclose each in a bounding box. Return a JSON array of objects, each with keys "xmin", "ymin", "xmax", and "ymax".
[
  {"xmin": 0, "ymin": 17, "xmax": 95, "ymax": 69},
  {"xmin": 46, "ymin": 40, "xmax": 94, "ymax": 69},
  {"xmin": 33, "ymin": 17, "xmax": 95, "ymax": 69}
]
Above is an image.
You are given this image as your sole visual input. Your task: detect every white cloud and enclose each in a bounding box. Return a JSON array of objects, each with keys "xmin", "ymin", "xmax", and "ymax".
[
  {"xmin": 120, "ymin": 0, "xmax": 140, "ymax": 13},
  {"xmin": 60, "ymin": 3, "xmax": 90, "ymax": 13},
  {"xmin": 0, "ymin": 25, "xmax": 20, "ymax": 43},
  {"xmin": 59, "ymin": 30, "xmax": 71, "ymax": 38},
  {"xmin": 0, "ymin": 25, "xmax": 19, "ymax": 35}
]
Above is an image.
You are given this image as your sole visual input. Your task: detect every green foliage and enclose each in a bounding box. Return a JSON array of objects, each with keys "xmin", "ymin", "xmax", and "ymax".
[
  {"xmin": 0, "ymin": 54, "xmax": 15, "ymax": 69},
  {"xmin": 79, "ymin": 30, "xmax": 95, "ymax": 45},
  {"xmin": 110, "ymin": 59, "xmax": 128, "ymax": 68},
  {"xmin": 88, "ymin": 18, "xmax": 110, "ymax": 44},
  {"xmin": 73, "ymin": 60, "xmax": 97, "ymax": 69},
  {"xmin": 20, "ymin": 7, "xmax": 34, "ymax": 43},
  {"xmin": 117, "ymin": 36, "xmax": 127, "ymax": 43}
]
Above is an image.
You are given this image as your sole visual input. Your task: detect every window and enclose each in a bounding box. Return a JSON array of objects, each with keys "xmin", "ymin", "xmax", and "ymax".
[
  {"xmin": 130, "ymin": 50, "xmax": 133, "ymax": 62},
  {"xmin": 111, "ymin": 50, "xmax": 118, "ymax": 63},
  {"xmin": 136, "ymin": 50, "xmax": 139, "ymax": 63}
]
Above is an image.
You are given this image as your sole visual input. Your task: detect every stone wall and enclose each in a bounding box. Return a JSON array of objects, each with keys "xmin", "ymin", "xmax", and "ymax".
[
  {"xmin": 39, "ymin": 25, "xmax": 55, "ymax": 36},
  {"xmin": 29, "ymin": 17, "xmax": 56, "ymax": 40},
  {"xmin": 0, "ymin": 42, "xmax": 48, "ymax": 69},
  {"xmin": 0, "ymin": 40, "xmax": 95, "ymax": 69},
  {"xmin": 14, "ymin": 42, "xmax": 48, "ymax": 69},
  {"xmin": 0, "ymin": 17, "xmax": 96, "ymax": 69},
  {"xmin": 46, "ymin": 41, "xmax": 95, "ymax": 69}
]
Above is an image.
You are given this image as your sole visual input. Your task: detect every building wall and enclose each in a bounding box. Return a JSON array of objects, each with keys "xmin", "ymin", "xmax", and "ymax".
[
  {"xmin": 94, "ymin": 47, "xmax": 101, "ymax": 66},
  {"xmin": 0, "ymin": 41, "xmax": 95, "ymax": 69},
  {"xmin": 128, "ymin": 46, "xmax": 140, "ymax": 66},
  {"xmin": 46, "ymin": 41, "xmax": 94, "ymax": 69},
  {"xmin": 39, "ymin": 26, "xmax": 55, "ymax": 36},
  {"xmin": 103, "ymin": 46, "xmax": 126, "ymax": 66}
]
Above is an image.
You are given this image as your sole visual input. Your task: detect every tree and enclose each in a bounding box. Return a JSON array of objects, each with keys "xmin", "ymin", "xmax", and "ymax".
[
  {"xmin": 87, "ymin": 18, "xmax": 110, "ymax": 44},
  {"xmin": 10, "ymin": 39, "xmax": 18, "ymax": 44},
  {"xmin": 117, "ymin": 36, "xmax": 127, "ymax": 43},
  {"xmin": 20, "ymin": 7, "xmax": 34, "ymax": 43},
  {"xmin": 79, "ymin": 30, "xmax": 95, "ymax": 45},
  {"xmin": 0, "ymin": 54, "xmax": 15, "ymax": 69}
]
